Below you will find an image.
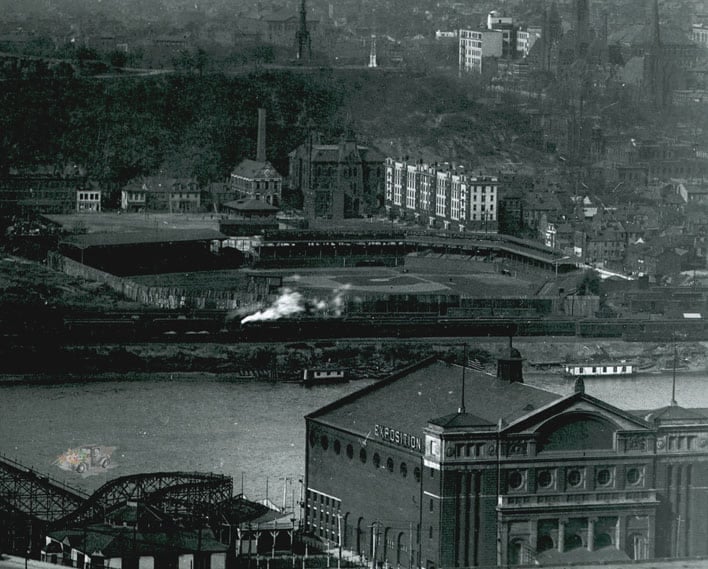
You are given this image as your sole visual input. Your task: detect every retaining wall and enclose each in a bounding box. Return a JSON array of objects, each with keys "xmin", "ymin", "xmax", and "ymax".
[{"xmin": 47, "ymin": 252, "xmax": 264, "ymax": 311}]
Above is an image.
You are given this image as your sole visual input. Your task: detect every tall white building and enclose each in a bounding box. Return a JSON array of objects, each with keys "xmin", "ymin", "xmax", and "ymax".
[
  {"xmin": 385, "ymin": 158, "xmax": 498, "ymax": 231},
  {"xmin": 517, "ymin": 26, "xmax": 541, "ymax": 58},
  {"xmin": 459, "ymin": 29, "xmax": 503, "ymax": 73},
  {"xmin": 691, "ymin": 24, "xmax": 708, "ymax": 48}
]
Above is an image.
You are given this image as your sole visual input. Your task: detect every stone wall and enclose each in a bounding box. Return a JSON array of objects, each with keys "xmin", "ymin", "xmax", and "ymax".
[{"xmin": 47, "ymin": 252, "xmax": 264, "ymax": 311}]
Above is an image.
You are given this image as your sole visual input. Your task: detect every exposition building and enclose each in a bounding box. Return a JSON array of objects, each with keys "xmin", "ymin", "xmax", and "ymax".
[{"xmin": 304, "ymin": 351, "xmax": 708, "ymax": 567}]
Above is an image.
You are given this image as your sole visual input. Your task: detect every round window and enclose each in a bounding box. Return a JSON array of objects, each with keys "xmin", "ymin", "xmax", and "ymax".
[
  {"xmin": 346, "ymin": 444, "xmax": 353, "ymax": 459},
  {"xmin": 359, "ymin": 448, "xmax": 367, "ymax": 463},
  {"xmin": 627, "ymin": 467, "xmax": 641, "ymax": 485},
  {"xmin": 400, "ymin": 462, "xmax": 408, "ymax": 478},
  {"xmin": 414, "ymin": 467, "xmax": 421, "ymax": 482},
  {"xmin": 567, "ymin": 469, "xmax": 582, "ymax": 487},
  {"xmin": 508, "ymin": 470, "xmax": 524, "ymax": 490},
  {"xmin": 597, "ymin": 468, "xmax": 611, "ymax": 486},
  {"xmin": 334, "ymin": 440, "xmax": 341, "ymax": 455},
  {"xmin": 321, "ymin": 435, "xmax": 329, "ymax": 450},
  {"xmin": 537, "ymin": 470, "xmax": 553, "ymax": 489},
  {"xmin": 387, "ymin": 457, "xmax": 394, "ymax": 473},
  {"xmin": 373, "ymin": 453, "xmax": 381, "ymax": 468}
]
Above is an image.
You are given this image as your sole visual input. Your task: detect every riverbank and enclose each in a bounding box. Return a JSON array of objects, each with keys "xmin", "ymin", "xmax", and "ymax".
[{"xmin": 2, "ymin": 338, "xmax": 706, "ymax": 378}]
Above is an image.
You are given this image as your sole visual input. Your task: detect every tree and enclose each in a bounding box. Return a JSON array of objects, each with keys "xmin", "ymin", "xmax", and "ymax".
[
  {"xmin": 577, "ymin": 271, "xmax": 600, "ymax": 295},
  {"xmin": 109, "ymin": 50, "xmax": 128, "ymax": 69}
]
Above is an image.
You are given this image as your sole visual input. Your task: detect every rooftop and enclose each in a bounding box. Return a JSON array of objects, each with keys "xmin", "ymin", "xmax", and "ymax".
[
  {"xmin": 61, "ymin": 229, "xmax": 226, "ymax": 248},
  {"xmin": 308, "ymin": 359, "xmax": 560, "ymax": 439},
  {"xmin": 231, "ymin": 159, "xmax": 282, "ymax": 180},
  {"xmin": 223, "ymin": 197, "xmax": 279, "ymax": 212}
]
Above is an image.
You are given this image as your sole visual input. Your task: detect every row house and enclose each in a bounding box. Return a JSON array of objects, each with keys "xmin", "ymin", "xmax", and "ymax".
[
  {"xmin": 583, "ymin": 228, "xmax": 627, "ymax": 268},
  {"xmin": 121, "ymin": 177, "xmax": 201, "ymax": 213},
  {"xmin": 0, "ymin": 165, "xmax": 88, "ymax": 214},
  {"xmin": 76, "ymin": 185, "xmax": 101, "ymax": 213},
  {"xmin": 677, "ymin": 180, "xmax": 708, "ymax": 204},
  {"xmin": 522, "ymin": 192, "xmax": 562, "ymax": 230},
  {"xmin": 385, "ymin": 158, "xmax": 498, "ymax": 231}
]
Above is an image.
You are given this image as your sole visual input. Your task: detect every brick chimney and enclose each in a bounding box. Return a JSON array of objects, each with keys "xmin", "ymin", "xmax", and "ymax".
[
  {"xmin": 257, "ymin": 108, "xmax": 266, "ymax": 163},
  {"xmin": 497, "ymin": 335, "xmax": 523, "ymax": 383}
]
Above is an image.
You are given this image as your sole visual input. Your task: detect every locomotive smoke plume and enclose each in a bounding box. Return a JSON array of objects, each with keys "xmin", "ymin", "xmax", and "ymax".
[{"xmin": 241, "ymin": 285, "xmax": 351, "ymax": 324}]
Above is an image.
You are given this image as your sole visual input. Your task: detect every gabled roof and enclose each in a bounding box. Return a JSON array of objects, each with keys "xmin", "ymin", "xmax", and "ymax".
[
  {"xmin": 644, "ymin": 405, "xmax": 708, "ymax": 425},
  {"xmin": 429, "ymin": 411, "xmax": 495, "ymax": 429},
  {"xmin": 307, "ymin": 144, "xmax": 383, "ymax": 164},
  {"xmin": 502, "ymin": 390, "xmax": 652, "ymax": 434},
  {"xmin": 231, "ymin": 159, "xmax": 282, "ymax": 180},
  {"xmin": 140, "ymin": 177, "xmax": 199, "ymax": 192},
  {"xmin": 308, "ymin": 359, "xmax": 560, "ymax": 439},
  {"xmin": 223, "ymin": 197, "xmax": 279, "ymax": 212}
]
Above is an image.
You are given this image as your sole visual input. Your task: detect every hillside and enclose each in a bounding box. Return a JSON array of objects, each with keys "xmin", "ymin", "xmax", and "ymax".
[
  {"xmin": 334, "ymin": 70, "xmax": 554, "ymax": 174},
  {"xmin": 0, "ymin": 68, "xmax": 554, "ymax": 193}
]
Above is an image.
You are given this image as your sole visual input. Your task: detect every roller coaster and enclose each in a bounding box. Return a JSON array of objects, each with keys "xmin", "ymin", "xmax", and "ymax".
[{"xmin": 0, "ymin": 455, "xmax": 233, "ymax": 553}]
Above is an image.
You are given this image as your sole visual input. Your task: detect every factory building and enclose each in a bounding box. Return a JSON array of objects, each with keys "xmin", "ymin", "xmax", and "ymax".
[{"xmin": 304, "ymin": 353, "xmax": 708, "ymax": 567}]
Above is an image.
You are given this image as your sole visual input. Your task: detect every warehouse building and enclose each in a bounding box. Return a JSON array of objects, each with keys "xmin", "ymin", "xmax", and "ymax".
[{"xmin": 304, "ymin": 352, "xmax": 708, "ymax": 567}]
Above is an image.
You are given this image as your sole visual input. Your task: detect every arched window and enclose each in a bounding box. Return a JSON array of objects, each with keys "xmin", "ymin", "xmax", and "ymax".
[
  {"xmin": 594, "ymin": 533, "xmax": 612, "ymax": 549},
  {"xmin": 536, "ymin": 413, "xmax": 617, "ymax": 452},
  {"xmin": 536, "ymin": 535, "xmax": 554, "ymax": 552},
  {"xmin": 565, "ymin": 534, "xmax": 583, "ymax": 551},
  {"xmin": 400, "ymin": 462, "xmax": 408, "ymax": 478}
]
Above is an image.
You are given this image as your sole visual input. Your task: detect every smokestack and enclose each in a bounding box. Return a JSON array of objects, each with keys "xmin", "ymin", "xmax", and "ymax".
[{"xmin": 257, "ymin": 108, "xmax": 266, "ymax": 163}]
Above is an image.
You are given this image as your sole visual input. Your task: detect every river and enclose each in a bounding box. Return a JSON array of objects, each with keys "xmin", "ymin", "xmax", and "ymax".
[{"xmin": 1, "ymin": 370, "xmax": 707, "ymax": 504}]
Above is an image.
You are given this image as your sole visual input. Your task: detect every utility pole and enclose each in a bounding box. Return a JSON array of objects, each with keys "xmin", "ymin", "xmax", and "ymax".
[
  {"xmin": 408, "ymin": 523, "xmax": 413, "ymax": 569},
  {"xmin": 370, "ymin": 522, "xmax": 378, "ymax": 569},
  {"xmin": 337, "ymin": 514, "xmax": 342, "ymax": 569}
]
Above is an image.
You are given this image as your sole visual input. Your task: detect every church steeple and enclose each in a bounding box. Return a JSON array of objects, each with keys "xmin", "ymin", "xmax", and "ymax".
[
  {"xmin": 296, "ymin": 0, "xmax": 311, "ymax": 61},
  {"xmin": 650, "ymin": 0, "xmax": 661, "ymax": 48},
  {"xmin": 576, "ymin": 0, "xmax": 590, "ymax": 58}
]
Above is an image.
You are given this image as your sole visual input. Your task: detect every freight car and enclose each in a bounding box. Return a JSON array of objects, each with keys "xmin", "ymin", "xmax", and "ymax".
[{"xmin": 52, "ymin": 310, "xmax": 708, "ymax": 344}]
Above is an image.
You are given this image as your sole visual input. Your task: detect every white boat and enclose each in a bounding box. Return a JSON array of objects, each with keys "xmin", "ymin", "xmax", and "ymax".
[
  {"xmin": 564, "ymin": 362, "xmax": 635, "ymax": 377},
  {"xmin": 302, "ymin": 368, "xmax": 349, "ymax": 385}
]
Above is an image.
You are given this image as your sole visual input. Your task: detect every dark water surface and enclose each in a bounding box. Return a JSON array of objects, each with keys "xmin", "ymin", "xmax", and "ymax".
[{"xmin": 1, "ymin": 370, "xmax": 707, "ymax": 500}]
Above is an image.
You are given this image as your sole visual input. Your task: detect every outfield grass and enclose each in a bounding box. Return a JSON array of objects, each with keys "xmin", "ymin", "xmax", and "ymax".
[{"xmin": 130, "ymin": 262, "xmax": 542, "ymax": 298}]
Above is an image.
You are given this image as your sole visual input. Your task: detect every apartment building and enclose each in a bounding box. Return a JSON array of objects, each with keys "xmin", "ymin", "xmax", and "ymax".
[
  {"xmin": 459, "ymin": 28, "xmax": 503, "ymax": 73},
  {"xmin": 385, "ymin": 158, "xmax": 498, "ymax": 231}
]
